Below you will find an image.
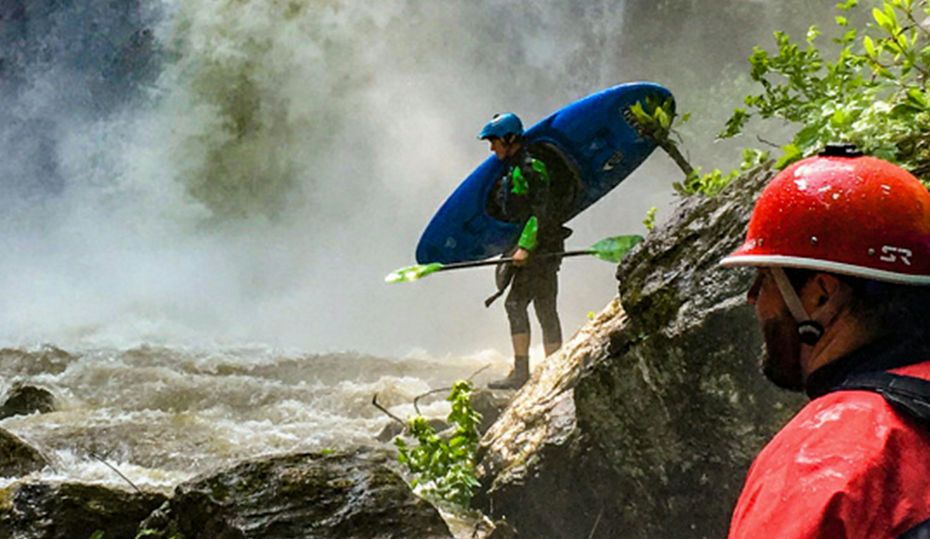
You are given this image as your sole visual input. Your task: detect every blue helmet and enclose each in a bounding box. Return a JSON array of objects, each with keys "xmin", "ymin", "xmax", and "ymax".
[{"xmin": 478, "ymin": 113, "xmax": 523, "ymax": 140}]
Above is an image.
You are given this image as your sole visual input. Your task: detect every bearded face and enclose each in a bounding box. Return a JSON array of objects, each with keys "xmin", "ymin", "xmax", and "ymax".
[
  {"xmin": 749, "ymin": 270, "xmax": 805, "ymax": 392},
  {"xmin": 759, "ymin": 314, "xmax": 804, "ymax": 391}
]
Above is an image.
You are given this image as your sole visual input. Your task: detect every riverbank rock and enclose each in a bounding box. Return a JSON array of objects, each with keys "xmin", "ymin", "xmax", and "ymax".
[
  {"xmin": 0, "ymin": 383, "xmax": 56, "ymax": 419},
  {"xmin": 0, "ymin": 481, "xmax": 167, "ymax": 539},
  {"xmin": 477, "ymin": 165, "xmax": 806, "ymax": 538},
  {"xmin": 471, "ymin": 390, "xmax": 511, "ymax": 434},
  {"xmin": 138, "ymin": 448, "xmax": 452, "ymax": 538},
  {"xmin": 0, "ymin": 428, "xmax": 49, "ymax": 478}
]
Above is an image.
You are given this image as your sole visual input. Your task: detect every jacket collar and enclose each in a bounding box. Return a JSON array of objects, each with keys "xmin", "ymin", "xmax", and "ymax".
[{"xmin": 805, "ymin": 336, "xmax": 926, "ymax": 399}]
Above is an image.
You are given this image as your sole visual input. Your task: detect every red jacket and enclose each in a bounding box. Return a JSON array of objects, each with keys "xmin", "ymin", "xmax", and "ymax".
[{"xmin": 729, "ymin": 357, "xmax": 930, "ymax": 538}]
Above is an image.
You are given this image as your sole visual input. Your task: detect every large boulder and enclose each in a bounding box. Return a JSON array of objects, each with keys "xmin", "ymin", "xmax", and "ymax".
[
  {"xmin": 0, "ymin": 481, "xmax": 167, "ymax": 539},
  {"xmin": 477, "ymin": 165, "xmax": 806, "ymax": 538},
  {"xmin": 0, "ymin": 428, "xmax": 49, "ymax": 478},
  {"xmin": 0, "ymin": 383, "xmax": 56, "ymax": 420},
  {"xmin": 138, "ymin": 448, "xmax": 453, "ymax": 538}
]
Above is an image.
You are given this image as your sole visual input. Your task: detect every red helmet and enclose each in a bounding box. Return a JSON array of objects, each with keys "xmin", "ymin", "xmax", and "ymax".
[{"xmin": 721, "ymin": 144, "xmax": 930, "ymax": 285}]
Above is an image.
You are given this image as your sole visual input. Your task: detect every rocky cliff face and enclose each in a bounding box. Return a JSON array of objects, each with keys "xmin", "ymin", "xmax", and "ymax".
[{"xmin": 477, "ymin": 165, "xmax": 806, "ymax": 538}]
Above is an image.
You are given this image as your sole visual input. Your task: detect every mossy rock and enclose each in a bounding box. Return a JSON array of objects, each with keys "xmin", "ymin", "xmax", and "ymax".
[
  {"xmin": 0, "ymin": 428, "xmax": 49, "ymax": 478},
  {"xmin": 138, "ymin": 448, "xmax": 452, "ymax": 538},
  {"xmin": 0, "ymin": 481, "xmax": 167, "ymax": 539}
]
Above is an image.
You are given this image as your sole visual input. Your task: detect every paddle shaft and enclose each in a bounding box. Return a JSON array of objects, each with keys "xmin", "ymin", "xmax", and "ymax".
[{"xmin": 434, "ymin": 250, "xmax": 594, "ymax": 273}]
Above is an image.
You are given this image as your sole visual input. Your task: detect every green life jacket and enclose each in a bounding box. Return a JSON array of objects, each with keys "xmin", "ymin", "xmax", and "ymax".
[{"xmin": 510, "ymin": 158, "xmax": 549, "ymax": 250}]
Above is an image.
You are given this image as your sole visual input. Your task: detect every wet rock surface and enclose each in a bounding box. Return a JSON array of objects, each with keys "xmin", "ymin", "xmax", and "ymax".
[
  {"xmin": 477, "ymin": 165, "xmax": 806, "ymax": 538},
  {"xmin": 138, "ymin": 448, "xmax": 453, "ymax": 538},
  {"xmin": 0, "ymin": 428, "xmax": 49, "ymax": 479},
  {"xmin": 0, "ymin": 383, "xmax": 56, "ymax": 420},
  {"xmin": 471, "ymin": 390, "xmax": 511, "ymax": 434},
  {"xmin": 0, "ymin": 481, "xmax": 167, "ymax": 539}
]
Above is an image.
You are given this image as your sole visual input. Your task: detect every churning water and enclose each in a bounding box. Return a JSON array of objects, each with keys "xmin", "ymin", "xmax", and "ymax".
[
  {"xmin": 0, "ymin": 0, "xmax": 646, "ymax": 494},
  {"xmin": 0, "ymin": 345, "xmax": 505, "ymax": 490}
]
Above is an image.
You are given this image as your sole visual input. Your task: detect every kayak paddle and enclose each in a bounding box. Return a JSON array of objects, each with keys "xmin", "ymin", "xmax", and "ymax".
[{"xmin": 385, "ymin": 234, "xmax": 643, "ymax": 284}]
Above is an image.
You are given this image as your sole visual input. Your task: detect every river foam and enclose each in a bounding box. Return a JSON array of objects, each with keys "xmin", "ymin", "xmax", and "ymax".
[{"xmin": 0, "ymin": 345, "xmax": 509, "ymax": 491}]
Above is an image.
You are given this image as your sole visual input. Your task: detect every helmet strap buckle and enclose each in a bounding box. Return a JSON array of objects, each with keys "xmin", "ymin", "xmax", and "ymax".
[
  {"xmin": 797, "ymin": 321, "xmax": 825, "ymax": 346},
  {"xmin": 770, "ymin": 268, "xmax": 851, "ymax": 347}
]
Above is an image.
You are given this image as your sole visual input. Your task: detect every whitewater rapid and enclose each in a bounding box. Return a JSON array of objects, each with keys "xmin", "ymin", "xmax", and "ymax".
[{"xmin": 0, "ymin": 345, "xmax": 509, "ymax": 492}]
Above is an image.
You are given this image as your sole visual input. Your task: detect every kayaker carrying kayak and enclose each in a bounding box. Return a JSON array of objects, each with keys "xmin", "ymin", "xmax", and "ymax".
[{"xmin": 478, "ymin": 112, "xmax": 571, "ymax": 390}]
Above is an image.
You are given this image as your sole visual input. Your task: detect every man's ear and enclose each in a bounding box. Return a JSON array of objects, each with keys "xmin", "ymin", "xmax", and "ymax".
[
  {"xmin": 806, "ymin": 273, "xmax": 851, "ymax": 325},
  {"xmin": 814, "ymin": 273, "xmax": 842, "ymax": 305}
]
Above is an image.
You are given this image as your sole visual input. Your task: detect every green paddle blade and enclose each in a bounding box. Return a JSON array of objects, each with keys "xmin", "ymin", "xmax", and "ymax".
[
  {"xmin": 591, "ymin": 235, "xmax": 644, "ymax": 263},
  {"xmin": 385, "ymin": 262, "xmax": 444, "ymax": 283}
]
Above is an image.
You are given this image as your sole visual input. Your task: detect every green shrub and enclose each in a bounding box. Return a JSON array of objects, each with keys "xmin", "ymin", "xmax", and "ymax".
[{"xmin": 395, "ymin": 380, "xmax": 481, "ymax": 509}]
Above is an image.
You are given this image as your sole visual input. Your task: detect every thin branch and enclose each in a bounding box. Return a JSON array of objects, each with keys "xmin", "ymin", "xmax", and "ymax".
[
  {"xmin": 755, "ymin": 135, "xmax": 781, "ymax": 149},
  {"xmin": 414, "ymin": 388, "xmax": 448, "ymax": 416},
  {"xmin": 371, "ymin": 393, "xmax": 406, "ymax": 426},
  {"xmin": 907, "ymin": 12, "xmax": 930, "ymax": 38},
  {"xmin": 412, "ymin": 364, "xmax": 492, "ymax": 415},
  {"xmin": 467, "ymin": 364, "xmax": 491, "ymax": 381},
  {"xmin": 586, "ymin": 506, "xmax": 605, "ymax": 539},
  {"xmin": 656, "ymin": 138, "xmax": 694, "ymax": 177},
  {"xmin": 89, "ymin": 451, "xmax": 142, "ymax": 494}
]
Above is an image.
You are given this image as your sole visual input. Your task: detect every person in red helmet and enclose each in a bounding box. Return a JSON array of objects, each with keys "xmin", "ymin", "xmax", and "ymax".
[{"xmin": 720, "ymin": 143, "xmax": 930, "ymax": 538}]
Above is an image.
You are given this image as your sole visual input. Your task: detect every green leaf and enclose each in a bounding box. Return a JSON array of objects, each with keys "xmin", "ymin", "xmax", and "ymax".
[
  {"xmin": 863, "ymin": 35, "xmax": 877, "ymax": 57},
  {"xmin": 907, "ymin": 88, "xmax": 930, "ymax": 110},
  {"xmin": 643, "ymin": 206, "xmax": 658, "ymax": 232},
  {"xmin": 873, "ymin": 7, "xmax": 893, "ymax": 31},
  {"xmin": 837, "ymin": 0, "xmax": 859, "ymax": 10},
  {"xmin": 775, "ymin": 144, "xmax": 803, "ymax": 169},
  {"xmin": 655, "ymin": 107, "xmax": 671, "ymax": 130},
  {"xmin": 884, "ymin": 3, "xmax": 899, "ymax": 27},
  {"xmin": 719, "ymin": 108, "xmax": 750, "ymax": 139},
  {"xmin": 807, "ymin": 25, "xmax": 822, "ymax": 44},
  {"xmin": 627, "ymin": 102, "xmax": 648, "ymax": 124},
  {"xmin": 836, "ymin": 15, "xmax": 849, "ymax": 26}
]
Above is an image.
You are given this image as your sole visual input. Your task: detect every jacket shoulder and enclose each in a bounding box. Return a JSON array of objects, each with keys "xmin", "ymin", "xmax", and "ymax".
[{"xmin": 729, "ymin": 388, "xmax": 930, "ymax": 538}]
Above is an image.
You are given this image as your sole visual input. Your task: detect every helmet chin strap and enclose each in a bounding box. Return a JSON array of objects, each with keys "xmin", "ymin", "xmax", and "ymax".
[{"xmin": 769, "ymin": 268, "xmax": 835, "ymax": 346}]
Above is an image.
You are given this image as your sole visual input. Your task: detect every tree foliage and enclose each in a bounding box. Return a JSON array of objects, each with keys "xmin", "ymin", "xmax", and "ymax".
[
  {"xmin": 395, "ymin": 380, "xmax": 481, "ymax": 509},
  {"xmin": 693, "ymin": 0, "xmax": 930, "ymax": 194}
]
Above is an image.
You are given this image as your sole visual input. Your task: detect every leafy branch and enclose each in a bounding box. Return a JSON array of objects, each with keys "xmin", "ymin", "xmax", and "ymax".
[
  {"xmin": 628, "ymin": 96, "xmax": 695, "ymax": 178},
  {"xmin": 704, "ymin": 0, "xmax": 930, "ymax": 193},
  {"xmin": 395, "ymin": 380, "xmax": 482, "ymax": 509}
]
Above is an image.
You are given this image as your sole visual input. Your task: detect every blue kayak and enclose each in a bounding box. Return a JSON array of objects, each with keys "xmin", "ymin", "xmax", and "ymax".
[{"xmin": 415, "ymin": 82, "xmax": 672, "ymax": 264}]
